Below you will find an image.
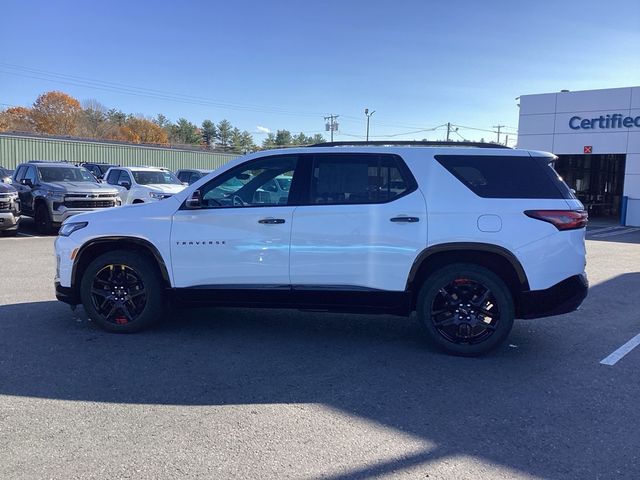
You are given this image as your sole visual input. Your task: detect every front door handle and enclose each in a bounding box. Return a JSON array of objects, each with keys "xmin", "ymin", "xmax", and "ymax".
[
  {"xmin": 390, "ymin": 216, "xmax": 419, "ymax": 223},
  {"xmin": 258, "ymin": 218, "xmax": 286, "ymax": 224}
]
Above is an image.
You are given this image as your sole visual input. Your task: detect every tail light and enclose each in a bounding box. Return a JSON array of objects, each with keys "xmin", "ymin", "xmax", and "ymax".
[{"xmin": 524, "ymin": 210, "xmax": 588, "ymax": 231}]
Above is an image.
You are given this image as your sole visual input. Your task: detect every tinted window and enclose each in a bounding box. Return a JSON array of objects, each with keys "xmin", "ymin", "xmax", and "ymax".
[
  {"xmin": 39, "ymin": 167, "xmax": 95, "ymax": 183},
  {"xmin": 435, "ymin": 155, "xmax": 571, "ymax": 199},
  {"xmin": 198, "ymin": 156, "xmax": 298, "ymax": 208},
  {"xmin": 117, "ymin": 170, "xmax": 132, "ymax": 186},
  {"xmin": 189, "ymin": 172, "xmax": 203, "ymax": 184},
  {"xmin": 310, "ymin": 154, "xmax": 412, "ymax": 204},
  {"xmin": 106, "ymin": 169, "xmax": 120, "ymax": 185},
  {"xmin": 85, "ymin": 165, "xmax": 101, "ymax": 177},
  {"xmin": 13, "ymin": 166, "xmax": 26, "ymax": 182},
  {"xmin": 98, "ymin": 165, "xmax": 114, "ymax": 175},
  {"xmin": 25, "ymin": 166, "xmax": 38, "ymax": 184},
  {"xmin": 131, "ymin": 170, "xmax": 181, "ymax": 185},
  {"xmin": 177, "ymin": 171, "xmax": 191, "ymax": 183}
]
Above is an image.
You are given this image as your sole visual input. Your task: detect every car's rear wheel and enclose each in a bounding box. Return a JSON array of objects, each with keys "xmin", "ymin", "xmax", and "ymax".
[
  {"xmin": 80, "ymin": 250, "xmax": 164, "ymax": 333},
  {"xmin": 417, "ymin": 263, "xmax": 514, "ymax": 356},
  {"xmin": 34, "ymin": 203, "xmax": 53, "ymax": 235}
]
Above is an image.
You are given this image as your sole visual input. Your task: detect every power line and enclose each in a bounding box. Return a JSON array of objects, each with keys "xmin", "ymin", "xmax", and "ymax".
[{"xmin": 0, "ymin": 63, "xmax": 329, "ymax": 118}]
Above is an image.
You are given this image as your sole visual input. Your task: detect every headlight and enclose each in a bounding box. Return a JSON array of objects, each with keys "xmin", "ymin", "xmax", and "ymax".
[
  {"xmin": 59, "ymin": 221, "xmax": 88, "ymax": 237},
  {"xmin": 45, "ymin": 190, "xmax": 65, "ymax": 202},
  {"xmin": 149, "ymin": 192, "xmax": 166, "ymax": 199}
]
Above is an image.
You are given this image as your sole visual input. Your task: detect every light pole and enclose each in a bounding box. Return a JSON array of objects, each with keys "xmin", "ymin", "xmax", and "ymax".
[{"xmin": 365, "ymin": 108, "xmax": 375, "ymax": 142}]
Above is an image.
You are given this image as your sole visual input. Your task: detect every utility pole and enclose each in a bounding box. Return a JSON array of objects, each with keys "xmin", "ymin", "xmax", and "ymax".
[
  {"xmin": 324, "ymin": 114, "xmax": 339, "ymax": 142},
  {"xmin": 364, "ymin": 108, "xmax": 375, "ymax": 142},
  {"xmin": 493, "ymin": 125, "xmax": 505, "ymax": 144},
  {"xmin": 445, "ymin": 122, "xmax": 457, "ymax": 142}
]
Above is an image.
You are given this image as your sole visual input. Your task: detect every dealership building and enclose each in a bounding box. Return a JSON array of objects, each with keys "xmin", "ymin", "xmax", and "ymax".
[{"xmin": 517, "ymin": 86, "xmax": 640, "ymax": 226}]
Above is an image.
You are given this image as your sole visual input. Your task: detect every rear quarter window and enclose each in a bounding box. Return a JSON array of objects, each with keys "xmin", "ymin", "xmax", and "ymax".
[{"xmin": 434, "ymin": 155, "xmax": 573, "ymax": 199}]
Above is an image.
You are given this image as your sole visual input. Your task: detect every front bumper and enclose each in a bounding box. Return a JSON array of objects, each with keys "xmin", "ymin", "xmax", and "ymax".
[
  {"xmin": 0, "ymin": 211, "xmax": 20, "ymax": 230},
  {"xmin": 51, "ymin": 208, "xmax": 102, "ymax": 226},
  {"xmin": 55, "ymin": 281, "xmax": 80, "ymax": 305},
  {"xmin": 518, "ymin": 273, "xmax": 588, "ymax": 319}
]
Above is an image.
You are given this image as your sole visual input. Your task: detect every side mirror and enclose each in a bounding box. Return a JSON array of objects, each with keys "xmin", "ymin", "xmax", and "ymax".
[
  {"xmin": 120, "ymin": 181, "xmax": 131, "ymax": 190},
  {"xmin": 185, "ymin": 190, "xmax": 201, "ymax": 209},
  {"xmin": 21, "ymin": 179, "xmax": 33, "ymax": 188}
]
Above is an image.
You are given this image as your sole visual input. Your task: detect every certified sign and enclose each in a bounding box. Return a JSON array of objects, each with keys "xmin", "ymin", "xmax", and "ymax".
[{"xmin": 570, "ymin": 113, "xmax": 640, "ymax": 130}]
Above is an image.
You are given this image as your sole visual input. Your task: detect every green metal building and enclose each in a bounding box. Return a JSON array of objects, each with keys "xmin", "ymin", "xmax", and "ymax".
[{"xmin": 0, "ymin": 132, "xmax": 239, "ymax": 171}]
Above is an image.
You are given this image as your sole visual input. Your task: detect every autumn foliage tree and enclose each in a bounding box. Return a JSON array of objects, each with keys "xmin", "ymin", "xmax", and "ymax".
[
  {"xmin": 0, "ymin": 106, "xmax": 35, "ymax": 132},
  {"xmin": 118, "ymin": 117, "xmax": 169, "ymax": 145},
  {"xmin": 30, "ymin": 91, "xmax": 82, "ymax": 135},
  {"xmin": 0, "ymin": 89, "xmax": 309, "ymax": 151}
]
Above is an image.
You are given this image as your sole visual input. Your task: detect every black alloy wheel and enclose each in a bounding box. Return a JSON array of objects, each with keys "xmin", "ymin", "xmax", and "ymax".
[
  {"xmin": 80, "ymin": 250, "xmax": 164, "ymax": 333},
  {"xmin": 90, "ymin": 264, "xmax": 147, "ymax": 326},
  {"xmin": 417, "ymin": 264, "xmax": 515, "ymax": 356},
  {"xmin": 430, "ymin": 278, "xmax": 499, "ymax": 345}
]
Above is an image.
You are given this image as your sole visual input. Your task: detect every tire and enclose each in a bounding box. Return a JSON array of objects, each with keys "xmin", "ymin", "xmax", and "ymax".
[
  {"xmin": 80, "ymin": 250, "xmax": 164, "ymax": 333},
  {"xmin": 34, "ymin": 203, "xmax": 53, "ymax": 235},
  {"xmin": 416, "ymin": 263, "xmax": 515, "ymax": 356},
  {"xmin": 132, "ymin": 199, "xmax": 144, "ymax": 204}
]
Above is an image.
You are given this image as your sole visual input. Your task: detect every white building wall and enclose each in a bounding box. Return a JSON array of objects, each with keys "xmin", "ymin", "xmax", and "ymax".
[{"xmin": 518, "ymin": 87, "xmax": 640, "ymax": 226}]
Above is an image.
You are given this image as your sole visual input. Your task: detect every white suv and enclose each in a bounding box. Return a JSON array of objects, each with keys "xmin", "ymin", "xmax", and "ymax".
[
  {"xmin": 104, "ymin": 166, "xmax": 186, "ymax": 204},
  {"xmin": 55, "ymin": 142, "xmax": 588, "ymax": 355}
]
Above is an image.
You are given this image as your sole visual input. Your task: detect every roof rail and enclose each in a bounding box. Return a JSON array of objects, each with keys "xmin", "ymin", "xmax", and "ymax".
[
  {"xmin": 308, "ymin": 140, "xmax": 511, "ymax": 149},
  {"xmin": 27, "ymin": 160, "xmax": 75, "ymax": 164}
]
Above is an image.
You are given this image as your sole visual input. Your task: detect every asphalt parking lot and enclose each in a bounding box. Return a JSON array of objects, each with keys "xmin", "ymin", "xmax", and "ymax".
[{"xmin": 1, "ymin": 226, "xmax": 640, "ymax": 479}]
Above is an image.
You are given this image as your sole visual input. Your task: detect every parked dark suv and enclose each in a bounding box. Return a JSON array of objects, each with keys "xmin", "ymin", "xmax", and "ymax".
[
  {"xmin": 12, "ymin": 161, "xmax": 120, "ymax": 234},
  {"xmin": 80, "ymin": 163, "xmax": 119, "ymax": 181},
  {"xmin": 176, "ymin": 168, "xmax": 212, "ymax": 185}
]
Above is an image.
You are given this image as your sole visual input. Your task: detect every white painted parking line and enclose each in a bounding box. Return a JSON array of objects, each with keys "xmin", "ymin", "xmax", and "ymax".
[
  {"xmin": 600, "ymin": 333, "xmax": 640, "ymax": 366},
  {"xmin": 591, "ymin": 227, "xmax": 640, "ymax": 239},
  {"xmin": 16, "ymin": 232, "xmax": 44, "ymax": 238},
  {"xmin": 586, "ymin": 226, "xmax": 620, "ymax": 235}
]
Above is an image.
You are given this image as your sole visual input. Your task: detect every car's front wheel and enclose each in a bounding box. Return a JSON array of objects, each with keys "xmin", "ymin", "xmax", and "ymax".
[
  {"xmin": 34, "ymin": 203, "xmax": 53, "ymax": 235},
  {"xmin": 80, "ymin": 250, "xmax": 164, "ymax": 333},
  {"xmin": 417, "ymin": 263, "xmax": 515, "ymax": 356}
]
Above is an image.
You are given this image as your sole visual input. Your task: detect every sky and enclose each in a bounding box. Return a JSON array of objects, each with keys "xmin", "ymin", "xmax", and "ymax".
[{"xmin": 1, "ymin": 0, "xmax": 639, "ymax": 145}]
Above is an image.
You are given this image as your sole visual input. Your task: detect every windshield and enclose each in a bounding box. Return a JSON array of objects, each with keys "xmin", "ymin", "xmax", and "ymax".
[
  {"xmin": 39, "ymin": 166, "xmax": 96, "ymax": 183},
  {"xmin": 132, "ymin": 170, "xmax": 181, "ymax": 185},
  {"xmin": 276, "ymin": 177, "xmax": 292, "ymax": 192}
]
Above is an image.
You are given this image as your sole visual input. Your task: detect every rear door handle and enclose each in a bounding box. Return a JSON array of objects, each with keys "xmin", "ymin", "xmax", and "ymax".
[
  {"xmin": 258, "ymin": 218, "xmax": 286, "ymax": 224},
  {"xmin": 390, "ymin": 216, "xmax": 419, "ymax": 223}
]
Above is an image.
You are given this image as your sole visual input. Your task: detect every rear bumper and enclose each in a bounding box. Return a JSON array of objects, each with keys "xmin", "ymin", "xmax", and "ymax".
[
  {"xmin": 55, "ymin": 281, "xmax": 80, "ymax": 306},
  {"xmin": 518, "ymin": 273, "xmax": 588, "ymax": 319}
]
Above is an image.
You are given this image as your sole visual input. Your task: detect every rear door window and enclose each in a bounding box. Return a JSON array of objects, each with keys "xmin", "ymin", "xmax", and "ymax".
[
  {"xmin": 308, "ymin": 153, "xmax": 415, "ymax": 204},
  {"xmin": 435, "ymin": 155, "xmax": 573, "ymax": 199}
]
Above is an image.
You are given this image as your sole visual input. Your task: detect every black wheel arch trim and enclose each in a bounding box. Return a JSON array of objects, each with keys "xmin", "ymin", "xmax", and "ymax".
[
  {"xmin": 71, "ymin": 236, "xmax": 171, "ymax": 289},
  {"xmin": 406, "ymin": 242, "xmax": 530, "ymax": 291}
]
